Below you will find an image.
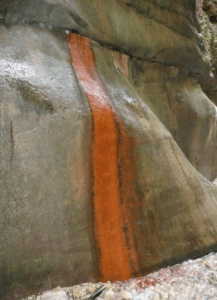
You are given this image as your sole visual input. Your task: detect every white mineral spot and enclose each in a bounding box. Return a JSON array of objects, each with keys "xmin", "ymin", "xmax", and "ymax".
[
  {"xmin": 213, "ymin": 177, "xmax": 217, "ymax": 185},
  {"xmin": 103, "ymin": 289, "xmax": 115, "ymax": 299},
  {"xmin": 35, "ymin": 289, "xmax": 67, "ymax": 300},
  {"xmin": 134, "ymin": 291, "xmax": 152, "ymax": 300},
  {"xmin": 131, "ymin": 288, "xmax": 137, "ymax": 295},
  {"xmin": 119, "ymin": 289, "xmax": 133, "ymax": 299}
]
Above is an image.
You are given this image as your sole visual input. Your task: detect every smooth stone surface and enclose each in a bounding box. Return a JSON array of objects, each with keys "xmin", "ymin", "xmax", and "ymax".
[
  {"xmin": 1, "ymin": 0, "xmax": 217, "ymax": 298},
  {"xmin": 0, "ymin": 25, "xmax": 94, "ymax": 299},
  {"xmin": 1, "ymin": 24, "xmax": 217, "ymax": 299},
  {"xmin": 1, "ymin": 0, "xmax": 211, "ymax": 77},
  {"xmin": 125, "ymin": 57, "xmax": 217, "ymax": 181}
]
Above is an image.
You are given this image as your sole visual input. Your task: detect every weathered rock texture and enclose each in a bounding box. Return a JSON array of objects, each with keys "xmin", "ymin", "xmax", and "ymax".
[
  {"xmin": 1, "ymin": 0, "xmax": 217, "ymax": 299},
  {"xmin": 198, "ymin": 0, "xmax": 217, "ymax": 104},
  {"xmin": 203, "ymin": 0, "xmax": 217, "ymax": 23},
  {"xmin": 20, "ymin": 252, "xmax": 217, "ymax": 300}
]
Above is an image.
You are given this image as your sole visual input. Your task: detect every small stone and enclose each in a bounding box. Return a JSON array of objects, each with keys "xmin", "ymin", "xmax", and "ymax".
[
  {"xmin": 119, "ymin": 289, "xmax": 133, "ymax": 299},
  {"xmin": 73, "ymin": 290, "xmax": 82, "ymax": 297},
  {"xmin": 136, "ymin": 279, "xmax": 146, "ymax": 289},
  {"xmin": 145, "ymin": 278, "xmax": 155, "ymax": 287},
  {"xmin": 131, "ymin": 289, "xmax": 137, "ymax": 295},
  {"xmin": 65, "ymin": 30, "xmax": 70, "ymax": 34},
  {"xmin": 134, "ymin": 291, "xmax": 151, "ymax": 300},
  {"xmin": 40, "ymin": 23, "xmax": 45, "ymax": 28},
  {"xmin": 103, "ymin": 289, "xmax": 115, "ymax": 300}
]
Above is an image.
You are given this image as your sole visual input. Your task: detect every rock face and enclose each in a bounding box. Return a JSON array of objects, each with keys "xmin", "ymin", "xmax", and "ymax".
[
  {"xmin": 199, "ymin": 1, "xmax": 217, "ymax": 105},
  {"xmin": 0, "ymin": 26, "xmax": 94, "ymax": 299},
  {"xmin": 203, "ymin": 0, "xmax": 217, "ymax": 22},
  {"xmin": 1, "ymin": 0, "xmax": 217, "ymax": 299}
]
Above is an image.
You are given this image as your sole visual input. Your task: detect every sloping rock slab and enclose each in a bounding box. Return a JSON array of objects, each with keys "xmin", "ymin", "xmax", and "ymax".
[{"xmin": 1, "ymin": 24, "xmax": 217, "ymax": 299}]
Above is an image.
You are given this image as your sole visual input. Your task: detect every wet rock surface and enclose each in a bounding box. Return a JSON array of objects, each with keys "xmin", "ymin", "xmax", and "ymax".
[
  {"xmin": 0, "ymin": 25, "xmax": 94, "ymax": 299},
  {"xmin": 0, "ymin": 0, "xmax": 211, "ymax": 76},
  {"xmin": 21, "ymin": 252, "xmax": 217, "ymax": 300},
  {"xmin": 1, "ymin": 20, "xmax": 217, "ymax": 300}
]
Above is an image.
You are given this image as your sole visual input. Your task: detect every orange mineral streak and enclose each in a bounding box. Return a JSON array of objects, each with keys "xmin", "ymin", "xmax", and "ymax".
[
  {"xmin": 68, "ymin": 33, "xmax": 132, "ymax": 281},
  {"xmin": 117, "ymin": 125, "xmax": 141, "ymax": 277}
]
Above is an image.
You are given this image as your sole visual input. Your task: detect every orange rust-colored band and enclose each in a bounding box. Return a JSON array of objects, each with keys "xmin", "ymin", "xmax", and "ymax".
[{"xmin": 67, "ymin": 33, "xmax": 139, "ymax": 281}]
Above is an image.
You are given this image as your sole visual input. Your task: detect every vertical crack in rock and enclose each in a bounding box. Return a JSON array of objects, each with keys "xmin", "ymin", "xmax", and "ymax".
[
  {"xmin": 10, "ymin": 121, "xmax": 14, "ymax": 169},
  {"xmin": 67, "ymin": 33, "xmax": 140, "ymax": 282}
]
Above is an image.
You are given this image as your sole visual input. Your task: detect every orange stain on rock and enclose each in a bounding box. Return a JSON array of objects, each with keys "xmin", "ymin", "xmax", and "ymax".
[
  {"xmin": 112, "ymin": 51, "xmax": 129, "ymax": 78},
  {"xmin": 117, "ymin": 124, "xmax": 141, "ymax": 277},
  {"xmin": 68, "ymin": 33, "xmax": 139, "ymax": 281}
]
